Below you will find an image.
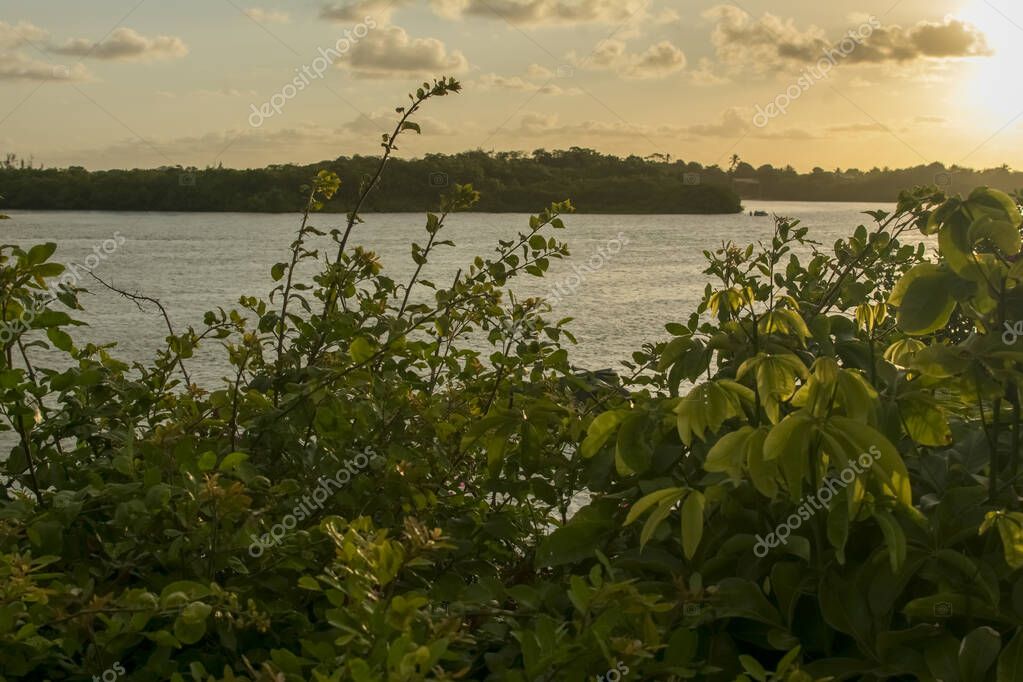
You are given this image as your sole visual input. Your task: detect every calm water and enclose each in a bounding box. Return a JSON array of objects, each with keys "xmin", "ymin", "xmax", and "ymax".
[{"xmin": 3, "ymin": 202, "xmax": 907, "ymax": 386}]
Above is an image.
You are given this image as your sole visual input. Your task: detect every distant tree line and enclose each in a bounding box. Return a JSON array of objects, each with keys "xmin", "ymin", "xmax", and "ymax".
[
  {"xmin": 1, "ymin": 148, "xmax": 1019, "ymax": 214},
  {"xmin": 0, "ymin": 148, "xmax": 740, "ymax": 215}
]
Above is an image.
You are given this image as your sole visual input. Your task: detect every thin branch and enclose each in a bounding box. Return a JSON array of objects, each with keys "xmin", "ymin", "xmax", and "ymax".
[{"xmin": 88, "ymin": 272, "xmax": 191, "ymax": 387}]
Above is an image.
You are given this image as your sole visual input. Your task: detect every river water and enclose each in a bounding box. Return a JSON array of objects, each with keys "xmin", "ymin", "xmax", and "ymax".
[{"xmin": 3, "ymin": 202, "xmax": 912, "ymax": 386}]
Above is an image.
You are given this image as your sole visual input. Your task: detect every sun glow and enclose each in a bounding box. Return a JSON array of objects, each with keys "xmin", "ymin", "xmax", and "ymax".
[{"xmin": 957, "ymin": 2, "xmax": 1023, "ymax": 123}]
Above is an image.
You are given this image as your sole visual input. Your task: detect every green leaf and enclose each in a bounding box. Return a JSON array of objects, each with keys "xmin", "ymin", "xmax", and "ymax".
[
  {"xmin": 827, "ymin": 487, "xmax": 850, "ymax": 562},
  {"xmin": 658, "ymin": 335, "xmax": 693, "ymax": 372},
  {"xmin": 900, "ymin": 397, "xmax": 952, "ymax": 447},
  {"xmin": 967, "ymin": 186, "xmax": 1022, "ymax": 229},
  {"xmin": 536, "ymin": 512, "xmax": 611, "ymax": 567},
  {"xmin": 985, "ymin": 512, "xmax": 1023, "ymax": 570},
  {"xmin": 891, "ymin": 263, "xmax": 957, "ymax": 335},
  {"xmin": 704, "ymin": 426, "xmax": 754, "ymax": 479},
  {"xmin": 959, "ymin": 626, "xmax": 1001, "ymax": 682},
  {"xmin": 969, "ymin": 215, "xmax": 1021, "ymax": 255},
  {"xmin": 298, "ymin": 576, "xmax": 321, "ymax": 591},
  {"xmin": 615, "ymin": 411, "xmax": 653, "ymax": 476},
  {"xmin": 680, "ymin": 491, "xmax": 705, "ymax": 560},
  {"xmin": 739, "ymin": 655, "xmax": 768, "ymax": 681},
  {"xmin": 181, "ymin": 601, "xmax": 212, "ymax": 623},
  {"xmin": 745, "ymin": 426, "xmax": 778, "ymax": 497},
  {"xmin": 640, "ymin": 497, "xmax": 677, "ymax": 548},
  {"xmin": 625, "ymin": 487, "xmax": 685, "ymax": 525},
  {"xmin": 998, "ymin": 628, "xmax": 1023, "ymax": 682},
  {"xmin": 763, "ymin": 412, "xmax": 813, "ymax": 462},
  {"xmin": 580, "ymin": 409, "xmax": 627, "ymax": 459},
  {"xmin": 271, "ymin": 262, "xmax": 287, "ymax": 281},
  {"xmin": 349, "ymin": 337, "xmax": 375, "ymax": 363},
  {"xmin": 46, "ymin": 327, "xmax": 72, "ymax": 352},
  {"xmin": 830, "ymin": 417, "xmax": 912, "ymax": 508},
  {"xmin": 218, "ymin": 451, "xmax": 248, "ymax": 471},
  {"xmin": 197, "ymin": 451, "xmax": 217, "ymax": 471},
  {"xmin": 173, "ymin": 614, "xmax": 207, "ymax": 645},
  {"xmin": 873, "ymin": 509, "xmax": 907, "ymax": 573},
  {"xmin": 27, "ymin": 243, "xmax": 57, "ymax": 265},
  {"xmin": 883, "ymin": 338, "xmax": 926, "ymax": 368}
]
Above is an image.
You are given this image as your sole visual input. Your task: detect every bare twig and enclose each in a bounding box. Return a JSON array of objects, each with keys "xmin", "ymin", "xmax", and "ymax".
[{"xmin": 88, "ymin": 272, "xmax": 192, "ymax": 387}]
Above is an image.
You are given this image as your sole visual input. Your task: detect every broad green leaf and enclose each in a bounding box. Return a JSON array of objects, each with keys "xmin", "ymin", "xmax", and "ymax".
[
  {"xmin": 680, "ymin": 491, "xmax": 705, "ymax": 560},
  {"xmin": 883, "ymin": 338, "xmax": 926, "ymax": 368},
  {"xmin": 873, "ymin": 509, "xmax": 907, "ymax": 573},
  {"xmin": 197, "ymin": 451, "xmax": 217, "ymax": 471},
  {"xmin": 704, "ymin": 426, "xmax": 754, "ymax": 479},
  {"xmin": 615, "ymin": 411, "xmax": 654, "ymax": 475},
  {"xmin": 27, "ymin": 242, "xmax": 57, "ymax": 265},
  {"xmin": 959, "ymin": 626, "xmax": 1001, "ymax": 682},
  {"xmin": 46, "ymin": 327, "xmax": 72, "ymax": 352},
  {"xmin": 658, "ymin": 335, "xmax": 693, "ymax": 372},
  {"xmin": 967, "ymin": 186, "xmax": 1022, "ymax": 229},
  {"xmin": 745, "ymin": 426, "xmax": 778, "ymax": 497},
  {"xmin": 969, "ymin": 216, "xmax": 1021, "ymax": 255},
  {"xmin": 999, "ymin": 628, "xmax": 1023, "ymax": 682},
  {"xmin": 218, "ymin": 451, "xmax": 248, "ymax": 471},
  {"xmin": 581, "ymin": 409, "xmax": 628, "ymax": 459},
  {"xmin": 641, "ymin": 496, "xmax": 678, "ymax": 548},
  {"xmin": 982, "ymin": 512, "xmax": 1023, "ymax": 570},
  {"xmin": 900, "ymin": 397, "xmax": 952, "ymax": 447},
  {"xmin": 827, "ymin": 487, "xmax": 850, "ymax": 562},
  {"xmin": 536, "ymin": 517, "xmax": 611, "ymax": 567},
  {"xmin": 829, "ymin": 417, "xmax": 912, "ymax": 508},
  {"xmin": 349, "ymin": 337, "xmax": 375, "ymax": 363},
  {"xmin": 891, "ymin": 264, "xmax": 957, "ymax": 336},
  {"xmin": 625, "ymin": 487, "xmax": 685, "ymax": 525}
]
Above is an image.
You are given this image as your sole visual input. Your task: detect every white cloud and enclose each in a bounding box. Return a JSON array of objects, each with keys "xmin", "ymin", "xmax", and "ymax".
[
  {"xmin": 340, "ymin": 25, "xmax": 469, "ymax": 78},
  {"xmin": 702, "ymin": 5, "xmax": 991, "ymax": 76},
  {"xmin": 50, "ymin": 27, "xmax": 188, "ymax": 61},
  {"xmin": 320, "ymin": 0, "xmax": 408, "ymax": 24},
  {"xmin": 0, "ymin": 53, "xmax": 89, "ymax": 82},
  {"xmin": 476, "ymin": 72, "xmax": 581, "ymax": 95},
  {"xmin": 501, "ymin": 108, "xmax": 816, "ymax": 143},
  {"xmin": 0, "ymin": 21, "xmax": 48, "ymax": 49},
  {"xmin": 571, "ymin": 39, "xmax": 687, "ymax": 79},
  {"xmin": 245, "ymin": 7, "xmax": 291, "ymax": 24},
  {"xmin": 430, "ymin": 0, "xmax": 646, "ymax": 25}
]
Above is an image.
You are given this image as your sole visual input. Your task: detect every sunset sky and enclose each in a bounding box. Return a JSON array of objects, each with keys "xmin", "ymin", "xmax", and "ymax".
[{"xmin": 0, "ymin": 0, "xmax": 1020, "ymax": 171}]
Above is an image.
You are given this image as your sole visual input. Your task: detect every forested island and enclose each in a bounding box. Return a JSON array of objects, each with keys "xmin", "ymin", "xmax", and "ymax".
[
  {"xmin": 3, "ymin": 148, "xmax": 1021, "ymax": 214},
  {"xmin": 0, "ymin": 149, "xmax": 741, "ymax": 214}
]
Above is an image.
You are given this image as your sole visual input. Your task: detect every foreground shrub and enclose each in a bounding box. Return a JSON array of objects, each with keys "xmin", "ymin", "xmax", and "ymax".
[{"xmin": 1, "ymin": 78, "xmax": 1022, "ymax": 681}]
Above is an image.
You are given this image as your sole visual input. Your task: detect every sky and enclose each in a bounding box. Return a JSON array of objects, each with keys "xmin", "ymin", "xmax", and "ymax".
[{"xmin": 0, "ymin": 0, "xmax": 1020, "ymax": 171}]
